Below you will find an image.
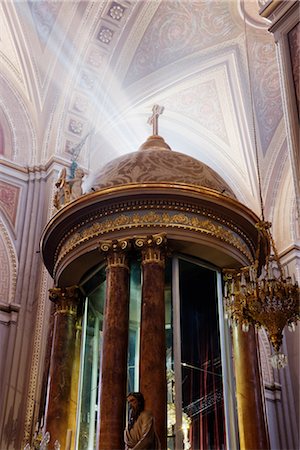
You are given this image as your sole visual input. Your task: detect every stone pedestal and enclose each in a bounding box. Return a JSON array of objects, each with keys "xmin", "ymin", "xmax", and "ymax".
[
  {"xmin": 98, "ymin": 239, "xmax": 130, "ymax": 450},
  {"xmin": 136, "ymin": 234, "xmax": 167, "ymax": 449},
  {"xmin": 233, "ymin": 324, "xmax": 270, "ymax": 450},
  {"xmin": 44, "ymin": 286, "xmax": 81, "ymax": 449}
]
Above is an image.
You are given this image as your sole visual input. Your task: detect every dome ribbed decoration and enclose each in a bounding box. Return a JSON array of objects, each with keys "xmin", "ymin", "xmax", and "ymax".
[{"xmin": 93, "ymin": 135, "xmax": 236, "ymax": 198}]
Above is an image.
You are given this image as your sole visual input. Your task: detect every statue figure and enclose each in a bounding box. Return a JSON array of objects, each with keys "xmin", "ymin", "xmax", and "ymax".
[
  {"xmin": 69, "ymin": 167, "xmax": 84, "ymax": 200},
  {"xmin": 53, "ymin": 167, "xmax": 85, "ymax": 209},
  {"xmin": 124, "ymin": 392, "xmax": 161, "ymax": 450},
  {"xmin": 53, "ymin": 168, "xmax": 71, "ymax": 209}
]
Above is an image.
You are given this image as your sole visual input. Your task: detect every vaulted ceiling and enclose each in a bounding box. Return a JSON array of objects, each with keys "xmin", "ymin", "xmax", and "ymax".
[{"xmin": 0, "ymin": 1, "xmax": 294, "ymax": 249}]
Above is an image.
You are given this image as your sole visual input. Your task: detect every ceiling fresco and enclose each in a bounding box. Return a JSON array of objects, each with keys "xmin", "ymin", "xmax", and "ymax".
[{"xmin": 0, "ymin": 0, "xmax": 291, "ymax": 222}]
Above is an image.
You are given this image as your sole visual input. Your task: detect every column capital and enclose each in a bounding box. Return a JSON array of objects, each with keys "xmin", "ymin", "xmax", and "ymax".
[
  {"xmin": 134, "ymin": 233, "xmax": 167, "ymax": 266},
  {"xmin": 49, "ymin": 285, "xmax": 80, "ymax": 315},
  {"xmin": 99, "ymin": 238, "xmax": 130, "ymax": 269}
]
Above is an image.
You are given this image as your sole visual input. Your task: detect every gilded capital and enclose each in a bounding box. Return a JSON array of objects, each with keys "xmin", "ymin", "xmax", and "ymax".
[
  {"xmin": 99, "ymin": 238, "xmax": 130, "ymax": 269},
  {"xmin": 134, "ymin": 234, "xmax": 167, "ymax": 266},
  {"xmin": 49, "ymin": 285, "xmax": 80, "ymax": 315}
]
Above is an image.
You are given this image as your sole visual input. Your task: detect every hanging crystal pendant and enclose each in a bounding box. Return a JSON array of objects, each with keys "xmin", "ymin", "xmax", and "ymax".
[
  {"xmin": 271, "ymin": 352, "xmax": 288, "ymax": 369},
  {"xmin": 223, "ymin": 223, "xmax": 299, "ymax": 369}
]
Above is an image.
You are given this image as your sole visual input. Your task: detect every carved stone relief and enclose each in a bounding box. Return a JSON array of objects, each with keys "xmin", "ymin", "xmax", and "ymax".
[{"xmin": 0, "ymin": 180, "xmax": 20, "ymax": 229}]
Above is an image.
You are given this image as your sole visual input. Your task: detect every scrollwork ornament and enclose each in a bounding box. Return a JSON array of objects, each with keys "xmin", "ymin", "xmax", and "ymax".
[
  {"xmin": 134, "ymin": 234, "xmax": 167, "ymax": 266},
  {"xmin": 55, "ymin": 210, "xmax": 253, "ymax": 275},
  {"xmin": 49, "ymin": 286, "xmax": 80, "ymax": 315},
  {"xmin": 134, "ymin": 238, "xmax": 144, "ymax": 248},
  {"xmin": 154, "ymin": 235, "xmax": 163, "ymax": 245},
  {"xmin": 120, "ymin": 240, "xmax": 128, "ymax": 250},
  {"xmin": 100, "ymin": 242, "xmax": 111, "ymax": 252},
  {"xmin": 99, "ymin": 238, "xmax": 131, "ymax": 268}
]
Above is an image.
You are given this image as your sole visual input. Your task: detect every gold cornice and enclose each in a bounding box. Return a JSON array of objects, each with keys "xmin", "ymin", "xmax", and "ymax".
[
  {"xmin": 54, "ymin": 211, "xmax": 252, "ymax": 276},
  {"xmin": 41, "ymin": 182, "xmax": 259, "ymax": 231},
  {"xmin": 52, "ymin": 199, "xmax": 255, "ymax": 265},
  {"xmin": 41, "ymin": 183, "xmax": 259, "ymax": 249},
  {"xmin": 40, "ymin": 182, "xmax": 264, "ymax": 279}
]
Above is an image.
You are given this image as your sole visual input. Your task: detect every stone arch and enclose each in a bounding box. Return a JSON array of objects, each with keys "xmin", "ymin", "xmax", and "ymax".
[
  {"xmin": 0, "ymin": 123, "xmax": 4, "ymax": 155},
  {"xmin": 0, "ymin": 220, "xmax": 18, "ymax": 304},
  {"xmin": 0, "ymin": 73, "xmax": 36, "ymax": 165}
]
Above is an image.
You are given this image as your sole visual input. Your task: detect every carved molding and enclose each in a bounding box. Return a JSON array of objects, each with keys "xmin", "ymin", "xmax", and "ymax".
[
  {"xmin": 54, "ymin": 210, "xmax": 252, "ymax": 276},
  {"xmin": 0, "ymin": 220, "xmax": 18, "ymax": 305}
]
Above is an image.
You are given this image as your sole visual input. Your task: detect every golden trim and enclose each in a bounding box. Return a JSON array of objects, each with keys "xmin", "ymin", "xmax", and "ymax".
[
  {"xmin": 259, "ymin": 0, "xmax": 281, "ymax": 18},
  {"xmin": 54, "ymin": 211, "xmax": 252, "ymax": 275},
  {"xmin": 99, "ymin": 238, "xmax": 131, "ymax": 269},
  {"xmin": 40, "ymin": 185, "xmax": 260, "ymax": 278},
  {"xmin": 49, "ymin": 286, "xmax": 80, "ymax": 314},
  {"xmin": 134, "ymin": 234, "xmax": 167, "ymax": 266},
  {"xmin": 40, "ymin": 182, "xmax": 260, "ymax": 247}
]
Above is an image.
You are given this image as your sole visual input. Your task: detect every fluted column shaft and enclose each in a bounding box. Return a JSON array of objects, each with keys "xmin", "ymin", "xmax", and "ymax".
[
  {"xmin": 136, "ymin": 234, "xmax": 167, "ymax": 450},
  {"xmin": 233, "ymin": 324, "xmax": 270, "ymax": 450},
  {"xmin": 45, "ymin": 286, "xmax": 80, "ymax": 449},
  {"xmin": 98, "ymin": 239, "xmax": 130, "ymax": 450}
]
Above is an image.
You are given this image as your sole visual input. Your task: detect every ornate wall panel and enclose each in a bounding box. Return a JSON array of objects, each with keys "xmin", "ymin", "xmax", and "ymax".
[
  {"xmin": 0, "ymin": 220, "xmax": 18, "ymax": 305},
  {"xmin": 288, "ymin": 22, "xmax": 300, "ymax": 117},
  {"xmin": 248, "ymin": 31, "xmax": 283, "ymax": 153},
  {"xmin": 0, "ymin": 180, "xmax": 20, "ymax": 230}
]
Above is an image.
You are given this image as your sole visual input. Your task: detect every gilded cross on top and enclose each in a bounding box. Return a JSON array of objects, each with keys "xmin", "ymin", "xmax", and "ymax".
[{"xmin": 147, "ymin": 104, "xmax": 164, "ymax": 135}]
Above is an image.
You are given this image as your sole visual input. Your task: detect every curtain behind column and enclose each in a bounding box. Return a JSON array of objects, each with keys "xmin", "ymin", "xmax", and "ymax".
[{"xmin": 179, "ymin": 259, "xmax": 226, "ymax": 450}]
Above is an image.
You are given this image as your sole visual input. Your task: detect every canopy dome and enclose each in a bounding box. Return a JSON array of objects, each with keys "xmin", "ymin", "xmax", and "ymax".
[{"xmin": 92, "ymin": 135, "xmax": 236, "ymax": 198}]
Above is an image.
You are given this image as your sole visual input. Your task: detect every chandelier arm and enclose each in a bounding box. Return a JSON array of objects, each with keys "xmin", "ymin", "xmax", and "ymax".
[{"xmin": 266, "ymin": 228, "xmax": 285, "ymax": 279}]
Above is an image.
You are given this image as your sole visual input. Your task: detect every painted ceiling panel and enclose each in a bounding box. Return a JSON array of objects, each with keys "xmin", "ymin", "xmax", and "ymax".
[
  {"xmin": 0, "ymin": 3, "xmax": 27, "ymax": 93},
  {"xmin": 248, "ymin": 30, "xmax": 283, "ymax": 154},
  {"xmin": 124, "ymin": 0, "xmax": 240, "ymax": 86},
  {"xmin": 0, "ymin": 0, "xmax": 292, "ymax": 222}
]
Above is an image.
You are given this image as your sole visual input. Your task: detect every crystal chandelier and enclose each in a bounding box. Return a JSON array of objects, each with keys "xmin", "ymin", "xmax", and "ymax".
[{"xmin": 223, "ymin": 220, "xmax": 299, "ymax": 369}]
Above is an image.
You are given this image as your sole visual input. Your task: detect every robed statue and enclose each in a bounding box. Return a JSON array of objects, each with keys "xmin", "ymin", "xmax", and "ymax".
[{"xmin": 124, "ymin": 392, "xmax": 161, "ymax": 450}]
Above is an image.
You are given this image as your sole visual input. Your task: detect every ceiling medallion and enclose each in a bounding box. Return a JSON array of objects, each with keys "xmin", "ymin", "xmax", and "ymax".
[{"xmin": 108, "ymin": 3, "xmax": 125, "ymax": 21}]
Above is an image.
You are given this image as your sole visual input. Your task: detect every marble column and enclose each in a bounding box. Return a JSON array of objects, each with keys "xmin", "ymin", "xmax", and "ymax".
[
  {"xmin": 232, "ymin": 324, "xmax": 270, "ymax": 450},
  {"xmin": 136, "ymin": 234, "xmax": 167, "ymax": 450},
  {"xmin": 98, "ymin": 239, "xmax": 131, "ymax": 450},
  {"xmin": 44, "ymin": 286, "xmax": 81, "ymax": 449}
]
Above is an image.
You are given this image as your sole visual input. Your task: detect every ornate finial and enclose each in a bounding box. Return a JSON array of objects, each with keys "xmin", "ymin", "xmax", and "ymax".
[{"xmin": 147, "ymin": 105, "xmax": 164, "ymax": 135}]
